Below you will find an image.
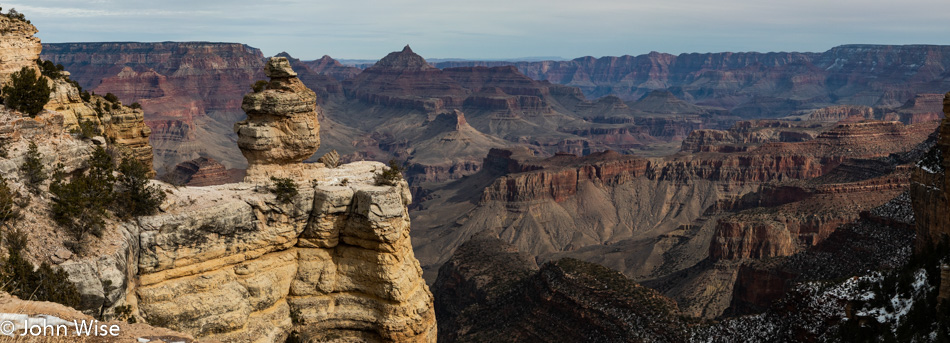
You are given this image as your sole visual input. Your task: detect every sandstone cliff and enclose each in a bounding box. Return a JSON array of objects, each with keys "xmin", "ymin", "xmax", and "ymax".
[
  {"xmin": 0, "ymin": 15, "xmax": 40, "ymax": 84},
  {"xmin": 134, "ymin": 163, "xmax": 435, "ymax": 342}
]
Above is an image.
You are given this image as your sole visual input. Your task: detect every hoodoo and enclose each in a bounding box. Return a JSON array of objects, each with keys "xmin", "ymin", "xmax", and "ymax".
[{"xmin": 236, "ymin": 56, "xmax": 322, "ymax": 181}]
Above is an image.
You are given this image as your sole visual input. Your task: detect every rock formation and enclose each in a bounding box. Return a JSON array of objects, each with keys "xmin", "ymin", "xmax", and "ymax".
[
  {"xmin": 235, "ymin": 57, "xmax": 321, "ymax": 180},
  {"xmin": 0, "ymin": 24, "xmax": 436, "ymax": 341},
  {"xmin": 0, "ymin": 15, "xmax": 40, "ymax": 84},
  {"xmin": 0, "ymin": 292, "xmax": 201, "ymax": 342},
  {"xmin": 134, "ymin": 163, "xmax": 436, "ymax": 342},
  {"xmin": 317, "ymin": 149, "xmax": 340, "ymax": 168},
  {"xmin": 117, "ymin": 56, "xmax": 435, "ymax": 342}
]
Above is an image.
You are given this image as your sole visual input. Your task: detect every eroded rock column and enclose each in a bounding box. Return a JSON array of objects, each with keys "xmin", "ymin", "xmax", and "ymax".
[{"xmin": 235, "ymin": 56, "xmax": 321, "ymax": 181}]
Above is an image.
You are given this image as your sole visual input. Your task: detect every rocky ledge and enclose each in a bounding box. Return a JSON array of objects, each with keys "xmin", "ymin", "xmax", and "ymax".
[{"xmin": 125, "ymin": 162, "xmax": 436, "ymax": 342}]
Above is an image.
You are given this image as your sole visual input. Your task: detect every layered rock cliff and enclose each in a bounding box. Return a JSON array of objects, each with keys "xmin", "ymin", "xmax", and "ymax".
[
  {"xmin": 0, "ymin": 14, "xmax": 40, "ymax": 84},
  {"xmin": 434, "ymin": 45, "xmax": 950, "ymax": 110},
  {"xmin": 0, "ymin": 25, "xmax": 438, "ymax": 341},
  {"xmin": 134, "ymin": 163, "xmax": 435, "ymax": 342}
]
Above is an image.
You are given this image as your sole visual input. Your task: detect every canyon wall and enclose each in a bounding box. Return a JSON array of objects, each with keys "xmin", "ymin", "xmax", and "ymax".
[{"xmin": 434, "ymin": 45, "xmax": 950, "ymax": 108}]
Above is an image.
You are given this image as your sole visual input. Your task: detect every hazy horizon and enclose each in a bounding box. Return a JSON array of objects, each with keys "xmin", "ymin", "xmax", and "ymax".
[{"xmin": 10, "ymin": 0, "xmax": 950, "ymax": 60}]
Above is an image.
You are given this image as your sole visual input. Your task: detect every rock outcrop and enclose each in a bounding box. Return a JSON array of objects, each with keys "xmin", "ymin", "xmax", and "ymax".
[
  {"xmin": 0, "ymin": 292, "xmax": 202, "ymax": 342},
  {"xmin": 680, "ymin": 120, "xmax": 823, "ymax": 153},
  {"xmin": 134, "ymin": 163, "xmax": 436, "ymax": 342},
  {"xmin": 235, "ymin": 57, "xmax": 321, "ymax": 180},
  {"xmin": 0, "ymin": 15, "xmax": 40, "ymax": 84}
]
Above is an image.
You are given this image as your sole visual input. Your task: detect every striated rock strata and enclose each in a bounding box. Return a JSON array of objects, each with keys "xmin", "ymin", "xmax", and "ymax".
[
  {"xmin": 0, "ymin": 15, "xmax": 40, "ymax": 84},
  {"xmin": 135, "ymin": 163, "xmax": 435, "ymax": 342},
  {"xmin": 235, "ymin": 57, "xmax": 321, "ymax": 180}
]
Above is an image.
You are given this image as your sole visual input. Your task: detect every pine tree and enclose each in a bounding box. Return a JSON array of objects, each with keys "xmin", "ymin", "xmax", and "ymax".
[
  {"xmin": 49, "ymin": 147, "xmax": 115, "ymax": 252},
  {"xmin": 1, "ymin": 66, "xmax": 51, "ymax": 117},
  {"xmin": 19, "ymin": 142, "xmax": 45, "ymax": 194},
  {"xmin": 0, "ymin": 229, "xmax": 81, "ymax": 308},
  {"xmin": 0, "ymin": 175, "xmax": 20, "ymax": 227},
  {"xmin": 115, "ymin": 156, "xmax": 165, "ymax": 218}
]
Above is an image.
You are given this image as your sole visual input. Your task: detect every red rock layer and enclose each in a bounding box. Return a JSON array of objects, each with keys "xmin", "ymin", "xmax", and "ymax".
[
  {"xmin": 680, "ymin": 120, "xmax": 823, "ymax": 153},
  {"xmin": 710, "ymin": 162, "xmax": 915, "ymax": 261}
]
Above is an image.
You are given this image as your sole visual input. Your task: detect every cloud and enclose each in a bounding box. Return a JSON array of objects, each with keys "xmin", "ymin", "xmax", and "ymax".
[{"xmin": 9, "ymin": 0, "xmax": 950, "ymax": 59}]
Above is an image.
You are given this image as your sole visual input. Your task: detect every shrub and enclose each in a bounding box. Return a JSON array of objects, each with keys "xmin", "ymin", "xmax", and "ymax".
[
  {"xmin": 270, "ymin": 176, "xmax": 298, "ymax": 204},
  {"xmin": 252, "ymin": 80, "xmax": 268, "ymax": 93},
  {"xmin": 0, "ymin": 175, "xmax": 20, "ymax": 227},
  {"xmin": 374, "ymin": 159, "xmax": 404, "ymax": 186},
  {"xmin": 4, "ymin": 8, "xmax": 29, "ymax": 24},
  {"xmin": 37, "ymin": 59, "xmax": 64, "ymax": 79},
  {"xmin": 103, "ymin": 93, "xmax": 119, "ymax": 104},
  {"xmin": 19, "ymin": 142, "xmax": 46, "ymax": 194},
  {"xmin": 112, "ymin": 305, "xmax": 136, "ymax": 323},
  {"xmin": 74, "ymin": 118, "xmax": 99, "ymax": 139},
  {"xmin": 0, "ymin": 229, "xmax": 81, "ymax": 308},
  {"xmin": 2, "ymin": 66, "xmax": 50, "ymax": 117},
  {"xmin": 114, "ymin": 156, "xmax": 165, "ymax": 218},
  {"xmin": 50, "ymin": 147, "xmax": 115, "ymax": 252},
  {"xmin": 130, "ymin": 102, "xmax": 142, "ymax": 110}
]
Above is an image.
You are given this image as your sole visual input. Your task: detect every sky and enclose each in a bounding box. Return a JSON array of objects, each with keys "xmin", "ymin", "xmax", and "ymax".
[{"xmin": 7, "ymin": 0, "xmax": 950, "ymax": 61}]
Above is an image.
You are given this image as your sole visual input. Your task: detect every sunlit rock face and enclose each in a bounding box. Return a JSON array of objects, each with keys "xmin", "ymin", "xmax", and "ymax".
[{"xmin": 235, "ymin": 57, "xmax": 321, "ymax": 168}]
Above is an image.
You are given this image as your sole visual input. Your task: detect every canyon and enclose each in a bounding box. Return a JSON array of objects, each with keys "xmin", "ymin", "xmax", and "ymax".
[{"xmin": 12, "ymin": 10, "xmax": 950, "ymax": 343}]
